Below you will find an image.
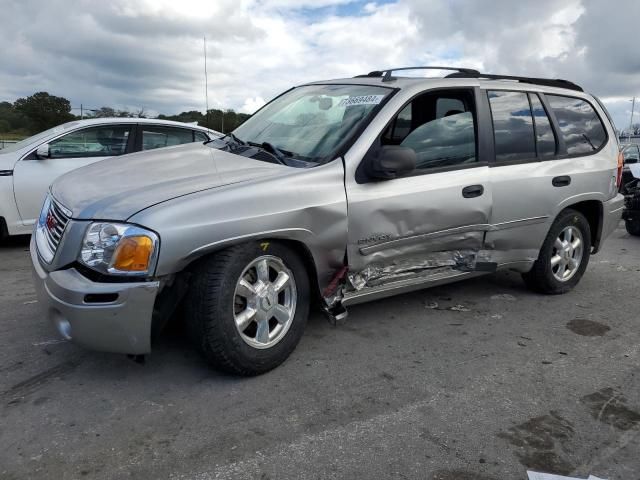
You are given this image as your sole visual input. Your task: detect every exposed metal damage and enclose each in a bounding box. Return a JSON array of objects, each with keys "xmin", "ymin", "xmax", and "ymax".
[{"xmin": 347, "ymin": 249, "xmax": 493, "ymax": 291}]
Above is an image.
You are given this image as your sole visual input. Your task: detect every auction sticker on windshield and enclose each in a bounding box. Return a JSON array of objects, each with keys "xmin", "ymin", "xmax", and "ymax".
[{"xmin": 338, "ymin": 95, "xmax": 385, "ymax": 107}]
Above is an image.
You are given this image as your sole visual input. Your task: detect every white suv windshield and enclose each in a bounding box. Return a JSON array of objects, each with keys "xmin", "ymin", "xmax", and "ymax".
[{"xmin": 230, "ymin": 84, "xmax": 392, "ymax": 163}]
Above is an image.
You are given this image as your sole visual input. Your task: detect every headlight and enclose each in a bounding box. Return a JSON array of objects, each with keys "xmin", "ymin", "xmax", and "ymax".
[{"xmin": 79, "ymin": 223, "xmax": 159, "ymax": 276}]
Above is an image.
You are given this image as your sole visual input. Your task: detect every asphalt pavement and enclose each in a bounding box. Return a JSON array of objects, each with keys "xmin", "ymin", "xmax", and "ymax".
[{"xmin": 1, "ymin": 225, "xmax": 639, "ymax": 480}]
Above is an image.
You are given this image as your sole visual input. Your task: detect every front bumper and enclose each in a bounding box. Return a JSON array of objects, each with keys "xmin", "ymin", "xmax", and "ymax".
[
  {"xmin": 30, "ymin": 237, "xmax": 159, "ymax": 355},
  {"xmin": 597, "ymin": 193, "xmax": 625, "ymax": 251}
]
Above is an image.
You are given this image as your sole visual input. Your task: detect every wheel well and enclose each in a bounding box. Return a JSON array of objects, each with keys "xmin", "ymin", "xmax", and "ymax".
[
  {"xmin": 563, "ymin": 200, "xmax": 603, "ymax": 251},
  {"xmin": 184, "ymin": 238, "xmax": 323, "ymax": 304},
  {"xmin": 266, "ymin": 239, "xmax": 322, "ymax": 305},
  {"xmin": 0, "ymin": 217, "xmax": 7, "ymax": 242}
]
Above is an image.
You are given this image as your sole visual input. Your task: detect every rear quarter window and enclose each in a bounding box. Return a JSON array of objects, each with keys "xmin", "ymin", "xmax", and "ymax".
[{"xmin": 546, "ymin": 95, "xmax": 607, "ymax": 155}]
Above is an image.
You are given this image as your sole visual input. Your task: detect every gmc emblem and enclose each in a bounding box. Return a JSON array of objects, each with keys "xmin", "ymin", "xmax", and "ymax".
[{"xmin": 46, "ymin": 211, "xmax": 58, "ymax": 232}]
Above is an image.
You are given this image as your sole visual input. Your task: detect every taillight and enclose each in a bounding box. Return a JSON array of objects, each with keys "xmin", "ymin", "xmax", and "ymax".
[{"xmin": 617, "ymin": 151, "xmax": 624, "ymax": 187}]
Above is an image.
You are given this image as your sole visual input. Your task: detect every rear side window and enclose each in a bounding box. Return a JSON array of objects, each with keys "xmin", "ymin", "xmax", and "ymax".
[
  {"xmin": 194, "ymin": 131, "xmax": 209, "ymax": 142},
  {"xmin": 142, "ymin": 127, "xmax": 194, "ymax": 151},
  {"xmin": 529, "ymin": 94, "xmax": 556, "ymax": 158},
  {"xmin": 488, "ymin": 91, "xmax": 536, "ymax": 161},
  {"xmin": 546, "ymin": 95, "xmax": 607, "ymax": 155}
]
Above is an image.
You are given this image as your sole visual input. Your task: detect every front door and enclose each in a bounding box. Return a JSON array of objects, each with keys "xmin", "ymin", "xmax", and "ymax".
[
  {"xmin": 345, "ymin": 88, "xmax": 493, "ymax": 290},
  {"xmin": 13, "ymin": 124, "xmax": 134, "ymax": 225}
]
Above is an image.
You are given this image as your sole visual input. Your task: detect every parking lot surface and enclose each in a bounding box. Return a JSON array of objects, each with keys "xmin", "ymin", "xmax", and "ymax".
[{"xmin": 1, "ymin": 225, "xmax": 639, "ymax": 480}]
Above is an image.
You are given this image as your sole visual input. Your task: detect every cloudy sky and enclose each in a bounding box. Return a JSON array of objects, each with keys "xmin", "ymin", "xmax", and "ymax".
[{"xmin": 1, "ymin": 0, "xmax": 638, "ymax": 130}]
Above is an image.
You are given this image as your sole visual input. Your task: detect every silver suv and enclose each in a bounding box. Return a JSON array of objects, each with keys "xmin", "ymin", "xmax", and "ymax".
[{"xmin": 31, "ymin": 67, "xmax": 625, "ymax": 375}]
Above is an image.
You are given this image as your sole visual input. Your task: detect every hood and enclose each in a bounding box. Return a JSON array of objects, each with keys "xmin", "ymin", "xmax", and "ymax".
[
  {"xmin": 51, "ymin": 142, "xmax": 286, "ymax": 220},
  {"xmin": 0, "ymin": 147, "xmax": 23, "ymax": 171}
]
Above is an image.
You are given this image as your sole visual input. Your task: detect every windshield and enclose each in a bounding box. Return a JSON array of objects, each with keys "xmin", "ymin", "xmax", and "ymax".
[
  {"xmin": 0, "ymin": 121, "xmax": 81, "ymax": 154},
  {"xmin": 218, "ymin": 84, "xmax": 393, "ymax": 165}
]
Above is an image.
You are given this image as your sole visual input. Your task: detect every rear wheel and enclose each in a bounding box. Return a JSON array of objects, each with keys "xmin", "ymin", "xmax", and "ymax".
[
  {"xmin": 522, "ymin": 209, "xmax": 591, "ymax": 294},
  {"xmin": 185, "ymin": 241, "xmax": 309, "ymax": 375},
  {"xmin": 625, "ymin": 219, "xmax": 640, "ymax": 236}
]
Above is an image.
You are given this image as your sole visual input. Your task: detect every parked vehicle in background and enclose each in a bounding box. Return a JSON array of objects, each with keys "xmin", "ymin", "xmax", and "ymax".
[
  {"xmin": 622, "ymin": 160, "xmax": 640, "ymax": 236},
  {"xmin": 620, "ymin": 143, "xmax": 640, "ymax": 194},
  {"xmin": 0, "ymin": 118, "xmax": 221, "ymax": 239},
  {"xmin": 31, "ymin": 67, "xmax": 624, "ymax": 375}
]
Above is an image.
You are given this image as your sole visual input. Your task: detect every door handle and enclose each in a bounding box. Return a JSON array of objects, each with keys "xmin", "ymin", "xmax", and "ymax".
[
  {"xmin": 552, "ymin": 175, "xmax": 571, "ymax": 187},
  {"xmin": 462, "ymin": 184, "xmax": 484, "ymax": 198}
]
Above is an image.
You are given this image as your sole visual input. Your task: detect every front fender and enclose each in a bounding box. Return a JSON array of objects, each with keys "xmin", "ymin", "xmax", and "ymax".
[{"xmin": 129, "ymin": 160, "xmax": 348, "ymax": 293}]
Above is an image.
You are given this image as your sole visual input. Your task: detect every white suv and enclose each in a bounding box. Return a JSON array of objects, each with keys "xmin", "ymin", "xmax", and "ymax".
[{"xmin": 0, "ymin": 118, "xmax": 221, "ymax": 239}]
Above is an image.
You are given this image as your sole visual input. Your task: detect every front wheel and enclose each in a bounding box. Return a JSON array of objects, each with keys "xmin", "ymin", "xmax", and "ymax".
[
  {"xmin": 185, "ymin": 242, "xmax": 310, "ymax": 375},
  {"xmin": 522, "ymin": 209, "xmax": 591, "ymax": 294}
]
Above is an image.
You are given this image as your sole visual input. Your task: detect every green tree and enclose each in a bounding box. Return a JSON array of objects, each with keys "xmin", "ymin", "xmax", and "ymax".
[
  {"xmin": 14, "ymin": 92, "xmax": 74, "ymax": 132},
  {"xmin": 0, "ymin": 101, "xmax": 30, "ymax": 132}
]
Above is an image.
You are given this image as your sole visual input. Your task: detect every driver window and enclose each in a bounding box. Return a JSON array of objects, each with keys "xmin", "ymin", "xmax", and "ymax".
[
  {"xmin": 382, "ymin": 90, "xmax": 477, "ymax": 170},
  {"xmin": 48, "ymin": 125, "xmax": 131, "ymax": 159}
]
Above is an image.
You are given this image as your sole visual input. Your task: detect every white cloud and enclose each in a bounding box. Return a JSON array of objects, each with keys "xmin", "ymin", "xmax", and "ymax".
[
  {"xmin": 240, "ymin": 96, "xmax": 267, "ymax": 114},
  {"xmin": 0, "ymin": 0, "xmax": 637, "ymax": 129}
]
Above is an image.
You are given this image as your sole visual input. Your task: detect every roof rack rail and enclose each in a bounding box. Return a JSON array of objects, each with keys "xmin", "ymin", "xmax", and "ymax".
[
  {"xmin": 445, "ymin": 71, "xmax": 583, "ymax": 92},
  {"xmin": 354, "ymin": 66, "xmax": 583, "ymax": 92},
  {"xmin": 355, "ymin": 66, "xmax": 481, "ymax": 82}
]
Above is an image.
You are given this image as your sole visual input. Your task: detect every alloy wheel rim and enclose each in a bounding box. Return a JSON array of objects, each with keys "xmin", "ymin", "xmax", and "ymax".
[
  {"xmin": 233, "ymin": 255, "xmax": 297, "ymax": 349},
  {"xmin": 550, "ymin": 226, "xmax": 583, "ymax": 282}
]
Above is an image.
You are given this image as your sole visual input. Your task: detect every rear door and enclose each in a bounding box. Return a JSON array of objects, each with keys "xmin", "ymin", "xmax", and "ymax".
[
  {"xmin": 345, "ymin": 87, "xmax": 493, "ymax": 289},
  {"xmin": 484, "ymin": 89, "xmax": 609, "ymax": 265},
  {"xmin": 13, "ymin": 123, "xmax": 134, "ymax": 226}
]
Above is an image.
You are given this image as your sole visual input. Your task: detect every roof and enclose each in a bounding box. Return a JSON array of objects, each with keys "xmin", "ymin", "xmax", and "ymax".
[
  {"xmin": 57, "ymin": 117, "xmax": 221, "ymax": 136},
  {"xmin": 309, "ymin": 66, "xmax": 586, "ymax": 96}
]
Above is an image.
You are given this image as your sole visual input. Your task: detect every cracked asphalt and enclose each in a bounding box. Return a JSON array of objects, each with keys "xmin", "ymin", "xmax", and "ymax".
[{"xmin": 1, "ymin": 224, "xmax": 639, "ymax": 480}]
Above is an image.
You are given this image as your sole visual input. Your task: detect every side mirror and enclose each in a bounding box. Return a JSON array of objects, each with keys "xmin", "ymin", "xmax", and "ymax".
[
  {"xmin": 365, "ymin": 145, "xmax": 416, "ymax": 180},
  {"xmin": 36, "ymin": 143, "xmax": 51, "ymax": 159}
]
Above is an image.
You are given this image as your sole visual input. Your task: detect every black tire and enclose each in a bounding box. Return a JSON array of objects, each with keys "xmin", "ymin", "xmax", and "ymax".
[
  {"xmin": 625, "ymin": 219, "xmax": 640, "ymax": 236},
  {"xmin": 185, "ymin": 241, "xmax": 310, "ymax": 376},
  {"xmin": 522, "ymin": 209, "xmax": 591, "ymax": 295},
  {"xmin": 0, "ymin": 218, "xmax": 8, "ymax": 244}
]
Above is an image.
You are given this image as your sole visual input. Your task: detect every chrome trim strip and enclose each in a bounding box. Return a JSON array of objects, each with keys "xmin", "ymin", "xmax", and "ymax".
[
  {"xmin": 358, "ymin": 216, "xmax": 549, "ymax": 255},
  {"xmin": 490, "ymin": 216, "xmax": 549, "ymax": 231},
  {"xmin": 359, "ymin": 224, "xmax": 489, "ymax": 255},
  {"xmin": 0, "ymin": 170, "xmax": 13, "ymax": 176}
]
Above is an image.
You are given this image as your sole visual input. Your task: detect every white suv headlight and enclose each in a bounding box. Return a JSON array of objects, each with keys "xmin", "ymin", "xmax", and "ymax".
[{"xmin": 79, "ymin": 223, "xmax": 159, "ymax": 276}]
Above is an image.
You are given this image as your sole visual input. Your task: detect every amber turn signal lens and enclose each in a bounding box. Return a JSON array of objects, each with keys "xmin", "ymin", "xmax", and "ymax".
[{"xmin": 111, "ymin": 236, "xmax": 154, "ymax": 272}]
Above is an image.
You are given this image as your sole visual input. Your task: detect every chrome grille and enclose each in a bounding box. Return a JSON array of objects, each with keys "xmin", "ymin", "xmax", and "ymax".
[
  {"xmin": 36, "ymin": 195, "xmax": 71, "ymax": 263},
  {"xmin": 44, "ymin": 199, "xmax": 70, "ymax": 251}
]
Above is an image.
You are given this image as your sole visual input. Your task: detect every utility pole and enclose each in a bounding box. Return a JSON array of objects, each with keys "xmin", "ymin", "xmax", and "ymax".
[
  {"xmin": 630, "ymin": 97, "xmax": 636, "ymax": 137},
  {"xmin": 203, "ymin": 36, "xmax": 209, "ymax": 128},
  {"xmin": 81, "ymin": 104, "xmax": 83, "ymax": 120}
]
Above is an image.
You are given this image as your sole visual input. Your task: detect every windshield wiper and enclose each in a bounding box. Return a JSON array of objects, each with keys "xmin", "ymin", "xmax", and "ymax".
[
  {"xmin": 247, "ymin": 141, "xmax": 289, "ymax": 165},
  {"xmin": 229, "ymin": 133, "xmax": 246, "ymax": 145},
  {"xmin": 206, "ymin": 132, "xmax": 246, "ymax": 147}
]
